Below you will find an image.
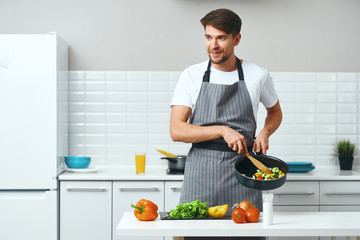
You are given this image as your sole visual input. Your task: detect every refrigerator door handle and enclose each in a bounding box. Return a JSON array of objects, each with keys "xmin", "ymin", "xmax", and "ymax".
[{"xmin": 65, "ymin": 187, "xmax": 108, "ymax": 192}]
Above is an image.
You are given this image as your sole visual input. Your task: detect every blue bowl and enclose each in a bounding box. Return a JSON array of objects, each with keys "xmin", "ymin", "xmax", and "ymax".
[{"xmin": 65, "ymin": 156, "xmax": 91, "ymax": 169}]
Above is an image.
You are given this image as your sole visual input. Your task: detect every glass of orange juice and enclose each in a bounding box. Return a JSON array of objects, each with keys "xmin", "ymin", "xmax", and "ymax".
[{"xmin": 135, "ymin": 152, "xmax": 146, "ymax": 174}]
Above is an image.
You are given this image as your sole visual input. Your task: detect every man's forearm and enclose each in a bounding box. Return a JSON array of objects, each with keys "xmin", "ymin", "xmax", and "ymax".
[
  {"xmin": 170, "ymin": 121, "xmax": 224, "ymax": 143},
  {"xmin": 260, "ymin": 103, "xmax": 282, "ymax": 137}
]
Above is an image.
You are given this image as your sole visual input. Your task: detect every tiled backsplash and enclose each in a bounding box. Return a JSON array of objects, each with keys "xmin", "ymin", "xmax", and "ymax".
[{"xmin": 69, "ymin": 71, "xmax": 360, "ymax": 167}]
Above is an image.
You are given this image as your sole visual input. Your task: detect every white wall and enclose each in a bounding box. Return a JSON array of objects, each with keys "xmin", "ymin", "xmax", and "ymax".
[
  {"xmin": 68, "ymin": 70, "xmax": 360, "ymax": 167},
  {"xmin": 1, "ymin": 0, "xmax": 360, "ymax": 71}
]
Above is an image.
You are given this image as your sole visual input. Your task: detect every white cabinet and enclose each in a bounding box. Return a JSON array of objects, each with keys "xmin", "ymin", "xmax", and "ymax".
[
  {"xmin": 113, "ymin": 181, "xmax": 165, "ymax": 240},
  {"xmin": 268, "ymin": 181, "xmax": 319, "ymax": 240},
  {"xmin": 164, "ymin": 181, "xmax": 183, "ymax": 211},
  {"xmin": 319, "ymin": 181, "xmax": 360, "ymax": 240},
  {"xmin": 60, "ymin": 181, "xmax": 112, "ymax": 240}
]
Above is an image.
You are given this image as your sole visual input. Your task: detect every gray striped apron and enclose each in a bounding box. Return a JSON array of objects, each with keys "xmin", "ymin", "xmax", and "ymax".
[{"xmin": 180, "ymin": 58, "xmax": 264, "ymax": 240}]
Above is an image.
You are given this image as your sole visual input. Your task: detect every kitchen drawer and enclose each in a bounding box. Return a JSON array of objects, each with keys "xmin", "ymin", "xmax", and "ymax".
[
  {"xmin": 269, "ymin": 181, "xmax": 319, "ymax": 206},
  {"xmin": 274, "ymin": 205, "xmax": 319, "ymax": 212},
  {"xmin": 320, "ymin": 205, "xmax": 360, "ymax": 212},
  {"xmin": 113, "ymin": 181, "xmax": 164, "ymax": 240},
  {"xmin": 320, "ymin": 181, "xmax": 360, "ymax": 205}
]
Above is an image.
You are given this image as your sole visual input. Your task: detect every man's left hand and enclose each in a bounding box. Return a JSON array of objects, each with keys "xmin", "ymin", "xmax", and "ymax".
[{"xmin": 254, "ymin": 130, "xmax": 269, "ymax": 155}]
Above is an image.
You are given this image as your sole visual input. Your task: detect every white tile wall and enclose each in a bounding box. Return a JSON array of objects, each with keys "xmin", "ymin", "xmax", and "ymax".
[{"xmin": 69, "ymin": 71, "xmax": 360, "ymax": 168}]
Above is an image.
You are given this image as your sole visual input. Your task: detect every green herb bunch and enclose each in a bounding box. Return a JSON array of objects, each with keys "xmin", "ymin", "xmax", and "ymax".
[
  {"xmin": 166, "ymin": 200, "xmax": 209, "ymax": 219},
  {"xmin": 334, "ymin": 139, "xmax": 358, "ymax": 158}
]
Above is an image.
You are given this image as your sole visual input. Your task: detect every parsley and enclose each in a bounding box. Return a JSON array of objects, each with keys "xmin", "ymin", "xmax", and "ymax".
[{"xmin": 166, "ymin": 200, "xmax": 209, "ymax": 219}]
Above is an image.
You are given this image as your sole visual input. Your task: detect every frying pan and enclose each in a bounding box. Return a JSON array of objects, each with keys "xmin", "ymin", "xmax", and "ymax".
[{"xmin": 235, "ymin": 153, "xmax": 288, "ymax": 190}]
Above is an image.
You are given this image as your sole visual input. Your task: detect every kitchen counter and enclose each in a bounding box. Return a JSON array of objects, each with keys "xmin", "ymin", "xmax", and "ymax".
[
  {"xmin": 59, "ymin": 165, "xmax": 360, "ymax": 181},
  {"xmin": 116, "ymin": 211, "xmax": 360, "ymax": 237}
]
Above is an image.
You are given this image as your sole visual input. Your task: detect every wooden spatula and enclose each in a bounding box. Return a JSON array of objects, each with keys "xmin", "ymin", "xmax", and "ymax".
[
  {"xmin": 156, "ymin": 149, "xmax": 178, "ymax": 158},
  {"xmin": 245, "ymin": 154, "xmax": 271, "ymax": 175}
]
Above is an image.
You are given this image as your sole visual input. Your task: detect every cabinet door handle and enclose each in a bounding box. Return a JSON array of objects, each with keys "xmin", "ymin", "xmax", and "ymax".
[
  {"xmin": 65, "ymin": 187, "xmax": 108, "ymax": 192},
  {"xmin": 170, "ymin": 187, "xmax": 182, "ymax": 192},
  {"xmin": 274, "ymin": 192, "xmax": 315, "ymax": 196},
  {"xmin": 326, "ymin": 192, "xmax": 360, "ymax": 196},
  {"xmin": 118, "ymin": 187, "xmax": 160, "ymax": 192}
]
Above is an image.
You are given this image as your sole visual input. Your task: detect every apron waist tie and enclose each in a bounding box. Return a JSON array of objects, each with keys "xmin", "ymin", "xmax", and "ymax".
[{"xmin": 192, "ymin": 141, "xmax": 253, "ymax": 153}]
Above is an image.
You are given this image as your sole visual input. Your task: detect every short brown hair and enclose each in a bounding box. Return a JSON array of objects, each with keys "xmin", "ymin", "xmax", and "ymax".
[{"xmin": 200, "ymin": 8, "xmax": 242, "ymax": 37}]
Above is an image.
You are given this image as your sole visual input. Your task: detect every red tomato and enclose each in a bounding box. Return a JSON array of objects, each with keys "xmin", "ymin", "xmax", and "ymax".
[
  {"xmin": 231, "ymin": 207, "xmax": 246, "ymax": 223},
  {"xmin": 245, "ymin": 208, "xmax": 260, "ymax": 223}
]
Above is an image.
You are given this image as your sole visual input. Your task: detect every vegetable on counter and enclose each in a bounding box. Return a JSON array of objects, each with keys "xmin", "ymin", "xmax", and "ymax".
[
  {"xmin": 252, "ymin": 167, "xmax": 285, "ymax": 180},
  {"xmin": 131, "ymin": 199, "xmax": 158, "ymax": 221},
  {"xmin": 231, "ymin": 207, "xmax": 246, "ymax": 223},
  {"xmin": 208, "ymin": 204, "xmax": 228, "ymax": 219},
  {"xmin": 166, "ymin": 200, "xmax": 209, "ymax": 219},
  {"xmin": 232, "ymin": 200, "xmax": 260, "ymax": 223}
]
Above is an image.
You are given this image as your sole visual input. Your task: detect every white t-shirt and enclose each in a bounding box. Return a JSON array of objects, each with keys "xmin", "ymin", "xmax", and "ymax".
[{"xmin": 171, "ymin": 60, "xmax": 278, "ymax": 121}]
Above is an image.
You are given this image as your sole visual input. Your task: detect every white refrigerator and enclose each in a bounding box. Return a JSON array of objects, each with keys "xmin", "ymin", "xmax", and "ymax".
[{"xmin": 0, "ymin": 33, "xmax": 68, "ymax": 240}]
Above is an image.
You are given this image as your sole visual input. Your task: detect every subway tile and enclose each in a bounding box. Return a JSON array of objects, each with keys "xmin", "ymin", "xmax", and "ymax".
[
  {"xmin": 106, "ymin": 113, "xmax": 126, "ymax": 123},
  {"xmin": 316, "ymin": 93, "xmax": 337, "ymax": 103},
  {"xmin": 127, "ymin": 81, "xmax": 148, "ymax": 91},
  {"xmin": 149, "ymin": 92, "xmax": 169, "ymax": 102},
  {"xmin": 106, "ymin": 92, "xmax": 126, "ymax": 102},
  {"xmin": 69, "ymin": 123, "xmax": 85, "ymax": 133},
  {"xmin": 106, "ymin": 71, "xmax": 127, "ymax": 80},
  {"xmin": 295, "ymin": 72, "xmax": 316, "ymax": 82},
  {"xmin": 107, "ymin": 134, "xmax": 127, "ymax": 145},
  {"xmin": 106, "ymin": 145, "xmax": 127, "ymax": 155},
  {"xmin": 127, "ymin": 113, "xmax": 148, "ymax": 123},
  {"xmin": 127, "ymin": 71, "xmax": 148, "ymax": 81},
  {"xmin": 85, "ymin": 145, "xmax": 106, "ymax": 155},
  {"xmin": 295, "ymin": 125, "xmax": 315, "ymax": 134},
  {"xmin": 296, "ymin": 145, "xmax": 315, "ymax": 155},
  {"xmin": 337, "ymin": 104, "xmax": 357, "ymax": 113},
  {"xmin": 149, "ymin": 113, "xmax": 169, "ymax": 123},
  {"xmin": 69, "ymin": 134, "xmax": 85, "ymax": 145},
  {"xmin": 337, "ymin": 92, "xmax": 357, "ymax": 102},
  {"xmin": 337, "ymin": 125, "xmax": 357, "ymax": 134},
  {"xmin": 337, "ymin": 72, "xmax": 357, "ymax": 82},
  {"xmin": 69, "ymin": 71, "xmax": 85, "ymax": 80},
  {"xmin": 295, "ymin": 93, "xmax": 315, "ymax": 102},
  {"xmin": 275, "ymin": 82, "xmax": 295, "ymax": 92},
  {"xmin": 315, "ymin": 145, "xmax": 334, "ymax": 155},
  {"xmin": 106, "ymin": 123, "xmax": 126, "ymax": 133},
  {"xmin": 148, "ymin": 134, "xmax": 170, "ymax": 144},
  {"xmin": 149, "ymin": 103, "xmax": 170, "ymax": 113},
  {"xmin": 127, "ymin": 134, "xmax": 148, "ymax": 144},
  {"xmin": 69, "ymin": 91, "xmax": 85, "ymax": 102},
  {"xmin": 296, "ymin": 103, "xmax": 316, "ymax": 113},
  {"xmin": 127, "ymin": 92, "xmax": 148, "ymax": 102},
  {"xmin": 69, "ymin": 144, "xmax": 86, "ymax": 156},
  {"xmin": 107, "ymin": 81, "xmax": 126, "ymax": 91},
  {"xmin": 69, "ymin": 113, "xmax": 85, "ymax": 123},
  {"xmin": 170, "ymin": 72, "xmax": 182, "ymax": 81},
  {"xmin": 281, "ymin": 103, "xmax": 296, "ymax": 113},
  {"xmin": 148, "ymin": 123, "xmax": 170, "ymax": 134},
  {"xmin": 149, "ymin": 81, "xmax": 170, "ymax": 92},
  {"xmin": 336, "ymin": 135, "xmax": 357, "ymax": 143},
  {"xmin": 295, "ymin": 83, "xmax": 316, "ymax": 92},
  {"xmin": 316, "ymin": 135, "xmax": 337, "ymax": 145},
  {"xmin": 337, "ymin": 83, "xmax": 357, "ymax": 92},
  {"xmin": 149, "ymin": 71, "xmax": 170, "ymax": 81},
  {"xmin": 85, "ymin": 92, "xmax": 106, "ymax": 102},
  {"xmin": 85, "ymin": 134, "xmax": 106, "ymax": 144},
  {"xmin": 317, "ymin": 83, "xmax": 336, "ymax": 92},
  {"xmin": 316, "ymin": 72, "xmax": 336, "ymax": 82},
  {"xmin": 296, "ymin": 135, "xmax": 315, "ymax": 144},
  {"xmin": 127, "ymin": 103, "xmax": 147, "ymax": 113},
  {"xmin": 85, "ymin": 102, "xmax": 106, "ymax": 112},
  {"xmin": 337, "ymin": 114, "xmax": 357, "ymax": 123},
  {"xmin": 277, "ymin": 92, "xmax": 296, "ymax": 102},
  {"xmin": 85, "ymin": 113, "xmax": 106, "ymax": 123},
  {"xmin": 295, "ymin": 155, "xmax": 315, "ymax": 162},
  {"xmin": 127, "ymin": 124, "xmax": 148, "ymax": 134},
  {"xmin": 275, "ymin": 135, "xmax": 296, "ymax": 144},
  {"xmin": 316, "ymin": 104, "xmax": 336, "ymax": 113},
  {"xmin": 69, "ymin": 102, "xmax": 85, "ymax": 112},
  {"xmin": 85, "ymin": 71, "xmax": 106, "ymax": 80},
  {"xmin": 85, "ymin": 123, "xmax": 106, "ymax": 133},
  {"xmin": 86, "ymin": 81, "xmax": 106, "ymax": 91},
  {"xmin": 295, "ymin": 114, "xmax": 315, "ymax": 123},
  {"xmin": 274, "ymin": 72, "xmax": 296, "ymax": 82},
  {"xmin": 316, "ymin": 124, "xmax": 336, "ymax": 134},
  {"xmin": 106, "ymin": 102, "xmax": 126, "ymax": 113},
  {"xmin": 69, "ymin": 81, "xmax": 85, "ymax": 91},
  {"xmin": 276, "ymin": 124, "xmax": 296, "ymax": 134},
  {"xmin": 316, "ymin": 114, "xmax": 336, "ymax": 123}
]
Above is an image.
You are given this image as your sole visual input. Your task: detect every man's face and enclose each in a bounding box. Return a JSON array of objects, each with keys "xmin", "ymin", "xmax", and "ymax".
[{"xmin": 205, "ymin": 25, "xmax": 241, "ymax": 65}]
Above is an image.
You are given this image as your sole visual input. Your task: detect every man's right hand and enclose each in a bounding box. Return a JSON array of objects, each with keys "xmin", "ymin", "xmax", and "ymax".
[{"xmin": 221, "ymin": 126, "xmax": 248, "ymax": 155}]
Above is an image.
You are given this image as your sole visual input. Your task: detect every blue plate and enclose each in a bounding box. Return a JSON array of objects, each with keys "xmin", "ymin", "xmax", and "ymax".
[{"xmin": 287, "ymin": 162, "xmax": 315, "ymax": 173}]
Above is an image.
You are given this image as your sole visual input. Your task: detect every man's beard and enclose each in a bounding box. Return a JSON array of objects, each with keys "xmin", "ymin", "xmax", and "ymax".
[{"xmin": 208, "ymin": 51, "xmax": 231, "ymax": 65}]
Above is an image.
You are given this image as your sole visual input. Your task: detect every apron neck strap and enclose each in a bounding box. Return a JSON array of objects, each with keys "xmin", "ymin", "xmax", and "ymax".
[{"xmin": 202, "ymin": 57, "xmax": 245, "ymax": 83}]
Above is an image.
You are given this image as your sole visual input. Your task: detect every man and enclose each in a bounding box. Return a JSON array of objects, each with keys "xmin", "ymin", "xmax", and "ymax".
[{"xmin": 170, "ymin": 8, "xmax": 282, "ymax": 240}]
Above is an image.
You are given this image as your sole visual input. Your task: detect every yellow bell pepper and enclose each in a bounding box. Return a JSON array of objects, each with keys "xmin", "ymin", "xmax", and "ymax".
[{"xmin": 208, "ymin": 204, "xmax": 228, "ymax": 218}]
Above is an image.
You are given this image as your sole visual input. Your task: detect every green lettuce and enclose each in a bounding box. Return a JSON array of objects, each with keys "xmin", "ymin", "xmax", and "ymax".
[{"xmin": 166, "ymin": 200, "xmax": 209, "ymax": 219}]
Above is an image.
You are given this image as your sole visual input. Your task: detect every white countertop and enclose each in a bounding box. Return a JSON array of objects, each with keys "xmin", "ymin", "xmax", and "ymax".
[
  {"xmin": 59, "ymin": 165, "xmax": 360, "ymax": 181},
  {"xmin": 116, "ymin": 211, "xmax": 360, "ymax": 237}
]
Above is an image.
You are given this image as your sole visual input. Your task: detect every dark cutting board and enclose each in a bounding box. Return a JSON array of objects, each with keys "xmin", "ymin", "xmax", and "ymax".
[{"xmin": 160, "ymin": 212, "xmax": 231, "ymax": 220}]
